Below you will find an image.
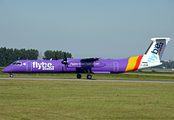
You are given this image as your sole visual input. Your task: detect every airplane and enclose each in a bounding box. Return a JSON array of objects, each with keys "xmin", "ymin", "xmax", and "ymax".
[{"xmin": 1, "ymin": 38, "xmax": 171, "ymax": 79}]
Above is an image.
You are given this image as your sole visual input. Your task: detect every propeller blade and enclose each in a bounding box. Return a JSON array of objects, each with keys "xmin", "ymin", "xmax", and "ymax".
[
  {"xmin": 61, "ymin": 53, "xmax": 68, "ymax": 65},
  {"xmin": 64, "ymin": 53, "xmax": 67, "ymax": 61}
]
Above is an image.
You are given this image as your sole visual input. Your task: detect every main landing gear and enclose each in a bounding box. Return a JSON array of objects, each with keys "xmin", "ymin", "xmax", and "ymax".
[
  {"xmin": 76, "ymin": 74, "xmax": 92, "ymax": 79},
  {"xmin": 77, "ymin": 74, "xmax": 81, "ymax": 79},
  {"xmin": 87, "ymin": 74, "xmax": 92, "ymax": 79}
]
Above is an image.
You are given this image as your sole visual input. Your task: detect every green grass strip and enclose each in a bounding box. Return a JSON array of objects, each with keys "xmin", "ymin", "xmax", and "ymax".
[{"xmin": 0, "ymin": 79, "xmax": 174, "ymax": 119}]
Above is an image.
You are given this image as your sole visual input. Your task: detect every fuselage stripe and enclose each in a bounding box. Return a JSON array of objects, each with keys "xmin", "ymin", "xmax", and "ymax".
[
  {"xmin": 124, "ymin": 55, "xmax": 143, "ymax": 72},
  {"xmin": 133, "ymin": 55, "xmax": 143, "ymax": 71},
  {"xmin": 125, "ymin": 56, "xmax": 139, "ymax": 72}
]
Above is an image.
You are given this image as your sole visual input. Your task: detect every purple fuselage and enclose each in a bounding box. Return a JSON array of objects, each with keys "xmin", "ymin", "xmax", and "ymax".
[{"xmin": 2, "ymin": 58, "xmax": 129, "ymax": 74}]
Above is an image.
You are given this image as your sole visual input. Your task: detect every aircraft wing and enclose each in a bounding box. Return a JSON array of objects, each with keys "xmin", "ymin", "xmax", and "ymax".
[
  {"xmin": 80, "ymin": 57, "xmax": 100, "ymax": 62},
  {"xmin": 68, "ymin": 57, "xmax": 102, "ymax": 68}
]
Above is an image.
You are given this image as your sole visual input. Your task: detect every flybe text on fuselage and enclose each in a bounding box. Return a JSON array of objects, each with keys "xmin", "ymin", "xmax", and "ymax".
[{"xmin": 32, "ymin": 62, "xmax": 54, "ymax": 70}]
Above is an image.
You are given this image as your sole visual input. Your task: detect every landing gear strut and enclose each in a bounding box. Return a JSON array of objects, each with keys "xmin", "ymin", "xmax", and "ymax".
[{"xmin": 85, "ymin": 69, "xmax": 92, "ymax": 79}]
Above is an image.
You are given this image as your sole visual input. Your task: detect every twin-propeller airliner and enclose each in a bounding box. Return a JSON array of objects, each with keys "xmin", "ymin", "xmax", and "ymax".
[{"xmin": 2, "ymin": 38, "xmax": 171, "ymax": 79}]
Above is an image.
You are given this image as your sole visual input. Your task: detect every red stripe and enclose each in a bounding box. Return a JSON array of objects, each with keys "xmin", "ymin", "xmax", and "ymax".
[{"xmin": 133, "ymin": 55, "xmax": 143, "ymax": 71}]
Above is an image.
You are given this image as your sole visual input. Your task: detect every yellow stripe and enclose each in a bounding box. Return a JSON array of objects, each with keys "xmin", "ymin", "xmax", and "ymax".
[{"xmin": 125, "ymin": 56, "xmax": 139, "ymax": 72}]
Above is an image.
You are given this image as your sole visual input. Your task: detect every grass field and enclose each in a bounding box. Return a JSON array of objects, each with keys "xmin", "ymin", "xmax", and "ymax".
[
  {"xmin": 1, "ymin": 67, "xmax": 174, "ymax": 119},
  {"xmin": 0, "ymin": 79, "xmax": 174, "ymax": 120}
]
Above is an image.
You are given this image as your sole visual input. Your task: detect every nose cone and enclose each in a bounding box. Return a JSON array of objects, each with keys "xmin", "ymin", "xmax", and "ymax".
[{"xmin": 1, "ymin": 67, "xmax": 10, "ymax": 73}]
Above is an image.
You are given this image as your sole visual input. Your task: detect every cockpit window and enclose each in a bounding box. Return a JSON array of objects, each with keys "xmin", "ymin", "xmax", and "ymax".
[
  {"xmin": 12, "ymin": 62, "xmax": 16, "ymax": 65},
  {"xmin": 12, "ymin": 62, "xmax": 22, "ymax": 65},
  {"xmin": 16, "ymin": 62, "xmax": 22, "ymax": 65}
]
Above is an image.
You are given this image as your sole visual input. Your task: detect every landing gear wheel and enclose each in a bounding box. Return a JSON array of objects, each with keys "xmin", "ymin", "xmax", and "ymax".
[
  {"xmin": 87, "ymin": 75, "xmax": 92, "ymax": 79},
  {"xmin": 77, "ymin": 74, "xmax": 81, "ymax": 79},
  {"xmin": 10, "ymin": 74, "xmax": 13, "ymax": 78}
]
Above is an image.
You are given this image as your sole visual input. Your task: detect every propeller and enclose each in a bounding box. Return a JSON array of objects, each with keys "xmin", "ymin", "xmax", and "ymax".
[{"xmin": 61, "ymin": 53, "xmax": 68, "ymax": 67}]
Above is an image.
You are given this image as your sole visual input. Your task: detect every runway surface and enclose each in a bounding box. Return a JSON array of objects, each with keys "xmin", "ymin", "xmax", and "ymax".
[{"xmin": 0, "ymin": 77, "xmax": 174, "ymax": 83}]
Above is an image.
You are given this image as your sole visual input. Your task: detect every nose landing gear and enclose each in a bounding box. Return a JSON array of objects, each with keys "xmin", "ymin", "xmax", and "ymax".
[{"xmin": 10, "ymin": 74, "xmax": 13, "ymax": 77}]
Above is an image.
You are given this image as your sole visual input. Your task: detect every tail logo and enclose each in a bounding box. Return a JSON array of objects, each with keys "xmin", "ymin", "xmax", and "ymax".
[
  {"xmin": 148, "ymin": 54, "xmax": 157, "ymax": 63},
  {"xmin": 148, "ymin": 42, "xmax": 164, "ymax": 63},
  {"xmin": 151, "ymin": 42, "xmax": 164, "ymax": 55}
]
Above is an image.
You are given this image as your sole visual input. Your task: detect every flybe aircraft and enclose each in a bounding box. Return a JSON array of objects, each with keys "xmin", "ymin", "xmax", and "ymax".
[{"xmin": 2, "ymin": 38, "xmax": 171, "ymax": 79}]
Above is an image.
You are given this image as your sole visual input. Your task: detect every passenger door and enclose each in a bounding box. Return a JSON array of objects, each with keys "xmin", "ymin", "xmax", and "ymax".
[
  {"xmin": 113, "ymin": 62, "xmax": 119, "ymax": 72},
  {"xmin": 26, "ymin": 61, "xmax": 32, "ymax": 72}
]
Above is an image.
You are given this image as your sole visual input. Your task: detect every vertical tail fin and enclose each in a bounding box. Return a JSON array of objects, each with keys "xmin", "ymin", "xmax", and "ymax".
[
  {"xmin": 139, "ymin": 38, "xmax": 171, "ymax": 69},
  {"xmin": 144, "ymin": 38, "xmax": 170, "ymax": 63}
]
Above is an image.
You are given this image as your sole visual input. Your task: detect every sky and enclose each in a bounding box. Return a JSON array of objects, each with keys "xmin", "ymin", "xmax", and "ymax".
[{"xmin": 0, "ymin": 0, "xmax": 174, "ymax": 60}]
